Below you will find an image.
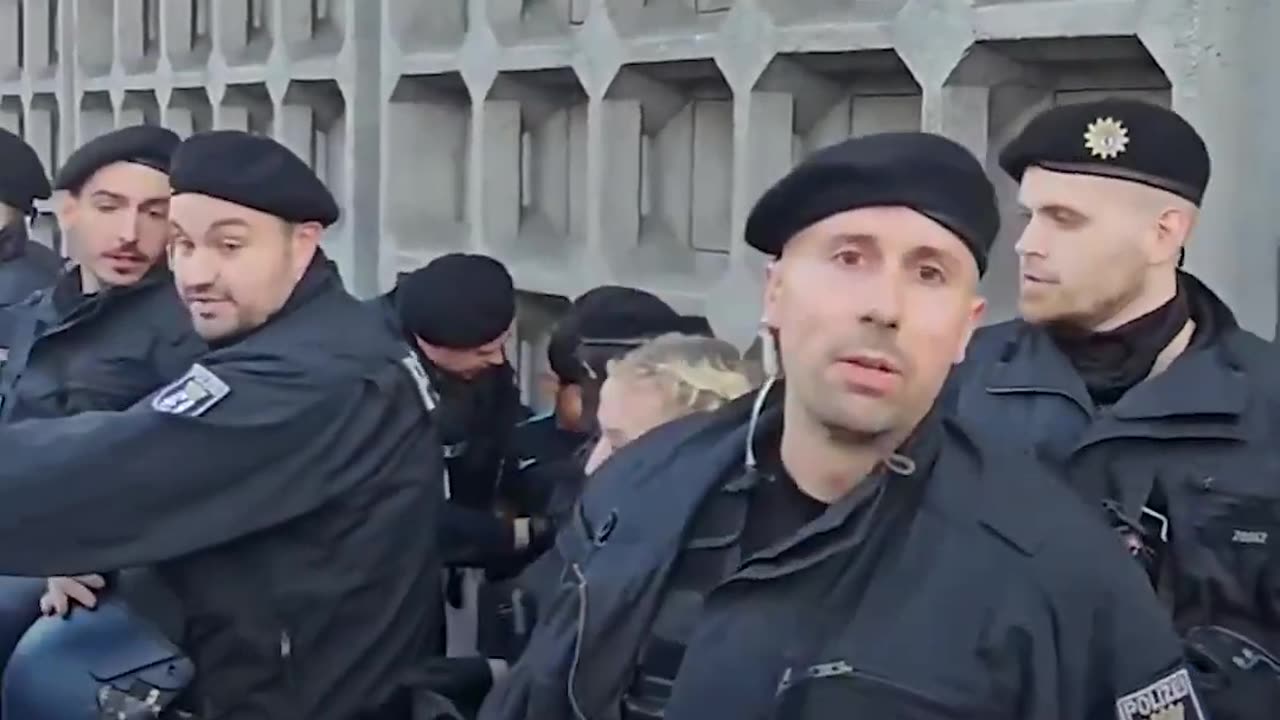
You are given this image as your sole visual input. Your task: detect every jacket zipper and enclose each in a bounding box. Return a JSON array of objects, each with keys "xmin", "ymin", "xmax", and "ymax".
[
  {"xmin": 779, "ymin": 661, "xmax": 957, "ymax": 713},
  {"xmin": 280, "ymin": 628, "xmax": 298, "ymax": 699},
  {"xmin": 566, "ymin": 562, "xmax": 591, "ymax": 720}
]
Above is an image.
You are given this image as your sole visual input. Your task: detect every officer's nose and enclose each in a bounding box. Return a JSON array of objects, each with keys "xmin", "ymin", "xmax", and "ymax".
[
  {"xmin": 174, "ymin": 246, "xmax": 220, "ymax": 290},
  {"xmin": 856, "ymin": 267, "xmax": 903, "ymax": 331},
  {"xmin": 115, "ymin": 207, "xmax": 142, "ymax": 246},
  {"xmin": 1013, "ymin": 219, "xmax": 1045, "ymax": 259}
]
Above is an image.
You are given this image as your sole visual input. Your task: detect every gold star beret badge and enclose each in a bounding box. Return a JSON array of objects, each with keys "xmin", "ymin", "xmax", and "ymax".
[{"xmin": 1083, "ymin": 117, "xmax": 1129, "ymax": 160}]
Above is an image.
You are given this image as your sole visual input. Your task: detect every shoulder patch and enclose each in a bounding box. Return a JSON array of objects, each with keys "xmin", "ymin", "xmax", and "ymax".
[
  {"xmin": 151, "ymin": 364, "xmax": 230, "ymax": 417},
  {"xmin": 1116, "ymin": 667, "xmax": 1204, "ymax": 720},
  {"xmin": 399, "ymin": 353, "xmax": 438, "ymax": 413}
]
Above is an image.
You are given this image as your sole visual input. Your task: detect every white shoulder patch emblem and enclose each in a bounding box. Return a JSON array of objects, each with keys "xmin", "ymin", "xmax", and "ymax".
[
  {"xmin": 1116, "ymin": 668, "xmax": 1204, "ymax": 720},
  {"xmin": 400, "ymin": 353, "xmax": 438, "ymax": 413},
  {"xmin": 151, "ymin": 364, "xmax": 230, "ymax": 417}
]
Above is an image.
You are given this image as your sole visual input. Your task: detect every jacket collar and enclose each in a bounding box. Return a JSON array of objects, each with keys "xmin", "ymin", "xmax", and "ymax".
[
  {"xmin": 982, "ymin": 272, "xmax": 1249, "ymax": 423},
  {"xmin": 203, "ymin": 251, "xmax": 342, "ymax": 349}
]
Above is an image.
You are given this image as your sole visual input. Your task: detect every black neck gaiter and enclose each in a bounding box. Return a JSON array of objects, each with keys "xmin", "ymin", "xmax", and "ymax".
[{"xmin": 1049, "ymin": 282, "xmax": 1189, "ymax": 406}]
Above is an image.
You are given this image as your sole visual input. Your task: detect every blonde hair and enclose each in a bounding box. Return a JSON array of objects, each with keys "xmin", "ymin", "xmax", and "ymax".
[{"xmin": 607, "ymin": 333, "xmax": 755, "ymax": 415}]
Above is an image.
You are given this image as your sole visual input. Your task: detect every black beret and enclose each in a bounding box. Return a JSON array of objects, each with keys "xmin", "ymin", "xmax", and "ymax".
[
  {"xmin": 397, "ymin": 253, "xmax": 515, "ymax": 349},
  {"xmin": 999, "ymin": 99, "xmax": 1210, "ymax": 205},
  {"xmin": 54, "ymin": 125, "xmax": 180, "ymax": 193},
  {"xmin": 546, "ymin": 316, "xmax": 585, "ymax": 384},
  {"xmin": 169, "ymin": 130, "xmax": 340, "ymax": 227},
  {"xmin": 575, "ymin": 286, "xmax": 712, "ymax": 345},
  {"xmin": 546, "ymin": 286, "xmax": 714, "ymax": 384},
  {"xmin": 0, "ymin": 128, "xmax": 50, "ymax": 214},
  {"xmin": 745, "ymin": 132, "xmax": 1000, "ymax": 274}
]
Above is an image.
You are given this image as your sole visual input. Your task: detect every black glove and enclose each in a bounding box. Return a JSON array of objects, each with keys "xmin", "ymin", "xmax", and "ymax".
[
  {"xmin": 410, "ymin": 656, "xmax": 496, "ymax": 712},
  {"xmin": 1185, "ymin": 625, "xmax": 1280, "ymax": 720}
]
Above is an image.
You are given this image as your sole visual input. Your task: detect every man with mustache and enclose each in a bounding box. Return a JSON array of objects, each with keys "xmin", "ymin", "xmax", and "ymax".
[
  {"xmin": 0, "ymin": 130, "xmax": 443, "ymax": 719},
  {"xmin": 0, "ymin": 124, "xmax": 200, "ymax": 421},
  {"xmin": 947, "ymin": 99, "xmax": 1280, "ymax": 719},
  {"xmin": 0, "ymin": 128, "xmax": 62, "ymax": 310},
  {"xmin": 480, "ymin": 132, "xmax": 1202, "ymax": 720},
  {"xmin": 0, "ymin": 125, "xmax": 204, "ymax": 683}
]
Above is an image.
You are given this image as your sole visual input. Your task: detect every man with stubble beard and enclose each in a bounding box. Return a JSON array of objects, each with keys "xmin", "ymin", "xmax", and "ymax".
[
  {"xmin": 481, "ymin": 132, "xmax": 1203, "ymax": 720},
  {"xmin": 0, "ymin": 125, "xmax": 203, "ymax": 687},
  {"xmin": 947, "ymin": 98, "xmax": 1280, "ymax": 720},
  {"xmin": 0, "ymin": 130, "xmax": 442, "ymax": 719}
]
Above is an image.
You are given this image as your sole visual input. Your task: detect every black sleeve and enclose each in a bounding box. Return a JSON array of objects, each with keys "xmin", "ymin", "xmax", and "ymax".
[
  {"xmin": 1092, "ymin": 581, "xmax": 1207, "ymax": 720},
  {"xmin": 147, "ymin": 299, "xmax": 205, "ymax": 384},
  {"xmin": 440, "ymin": 502, "xmax": 518, "ymax": 568},
  {"xmin": 151, "ymin": 328, "xmax": 206, "ymax": 385},
  {"xmin": 0, "ymin": 359, "xmax": 370, "ymax": 576},
  {"xmin": 1027, "ymin": 543, "xmax": 1210, "ymax": 720},
  {"xmin": 497, "ymin": 453, "xmax": 557, "ymax": 519}
]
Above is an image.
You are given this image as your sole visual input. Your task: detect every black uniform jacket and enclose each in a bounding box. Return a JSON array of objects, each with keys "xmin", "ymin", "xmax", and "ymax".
[
  {"xmin": 0, "ymin": 236, "xmax": 62, "ymax": 309},
  {"xmin": 481, "ymin": 386, "xmax": 1202, "ymax": 720},
  {"xmin": 947, "ymin": 274, "xmax": 1280, "ymax": 655},
  {"xmin": 0, "ymin": 257, "xmax": 444, "ymax": 720},
  {"xmin": 372, "ymin": 291, "xmax": 533, "ymax": 569},
  {"xmin": 0, "ymin": 264, "xmax": 203, "ymax": 422},
  {"xmin": 499, "ymin": 413, "xmax": 590, "ymax": 523}
]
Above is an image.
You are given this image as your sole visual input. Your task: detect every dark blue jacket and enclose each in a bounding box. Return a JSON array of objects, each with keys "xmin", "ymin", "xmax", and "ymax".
[
  {"xmin": 480, "ymin": 386, "xmax": 1200, "ymax": 720},
  {"xmin": 946, "ymin": 274, "xmax": 1280, "ymax": 717},
  {"xmin": 0, "ymin": 265, "xmax": 202, "ymax": 422},
  {"xmin": 0, "ymin": 236, "xmax": 62, "ymax": 309},
  {"xmin": 369, "ymin": 292, "xmax": 536, "ymax": 569}
]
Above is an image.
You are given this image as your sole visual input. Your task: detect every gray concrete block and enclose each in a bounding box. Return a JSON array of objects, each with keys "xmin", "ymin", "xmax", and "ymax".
[{"xmin": 0, "ymin": 0, "xmax": 1272, "ymax": 393}]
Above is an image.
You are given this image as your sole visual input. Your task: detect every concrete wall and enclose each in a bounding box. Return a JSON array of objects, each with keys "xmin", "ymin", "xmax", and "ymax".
[{"xmin": 2, "ymin": 0, "xmax": 1274, "ymax": 374}]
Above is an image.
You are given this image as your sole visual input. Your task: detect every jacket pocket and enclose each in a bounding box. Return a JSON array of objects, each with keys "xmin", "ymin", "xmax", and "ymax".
[
  {"xmin": 1187, "ymin": 479, "xmax": 1280, "ymax": 621},
  {"xmin": 772, "ymin": 661, "xmax": 996, "ymax": 720}
]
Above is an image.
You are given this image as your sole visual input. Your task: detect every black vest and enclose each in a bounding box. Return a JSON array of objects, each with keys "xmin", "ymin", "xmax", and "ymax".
[{"xmin": 622, "ymin": 467, "xmax": 762, "ymax": 719}]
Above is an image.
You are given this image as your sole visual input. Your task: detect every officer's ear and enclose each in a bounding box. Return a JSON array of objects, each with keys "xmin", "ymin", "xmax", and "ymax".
[
  {"xmin": 53, "ymin": 190, "xmax": 76, "ymax": 234},
  {"xmin": 954, "ymin": 295, "xmax": 987, "ymax": 364},
  {"xmin": 761, "ymin": 257, "xmax": 783, "ymax": 331},
  {"xmin": 286, "ymin": 220, "xmax": 322, "ymax": 267},
  {"xmin": 1152, "ymin": 203, "xmax": 1196, "ymax": 267}
]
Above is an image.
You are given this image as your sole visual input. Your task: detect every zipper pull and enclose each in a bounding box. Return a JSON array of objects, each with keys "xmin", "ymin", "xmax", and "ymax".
[{"xmin": 280, "ymin": 630, "xmax": 292, "ymax": 659}]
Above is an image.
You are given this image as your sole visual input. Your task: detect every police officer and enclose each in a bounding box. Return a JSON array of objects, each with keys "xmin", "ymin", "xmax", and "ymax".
[
  {"xmin": 571, "ymin": 287, "xmax": 713, "ymax": 426},
  {"xmin": 0, "ymin": 125, "xmax": 203, "ymax": 681},
  {"xmin": 500, "ymin": 313, "xmax": 595, "ymax": 517},
  {"xmin": 375, "ymin": 254, "xmax": 537, "ymax": 568},
  {"xmin": 948, "ymin": 98, "xmax": 1280, "ymax": 718},
  {"xmin": 503, "ymin": 286, "xmax": 714, "ymax": 528},
  {"xmin": 373, "ymin": 254, "xmax": 535, "ymax": 665},
  {"xmin": 480, "ymin": 132, "xmax": 1204, "ymax": 720},
  {"xmin": 417, "ymin": 295, "xmax": 726, "ymax": 718},
  {"xmin": 0, "ymin": 124, "xmax": 201, "ymax": 422},
  {"xmin": 0, "ymin": 128, "xmax": 61, "ymax": 309},
  {"xmin": 0, "ymin": 130, "xmax": 443, "ymax": 719}
]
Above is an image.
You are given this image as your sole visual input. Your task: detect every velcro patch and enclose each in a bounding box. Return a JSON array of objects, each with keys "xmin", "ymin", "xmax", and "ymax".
[
  {"xmin": 1116, "ymin": 668, "xmax": 1205, "ymax": 720},
  {"xmin": 150, "ymin": 364, "xmax": 230, "ymax": 417}
]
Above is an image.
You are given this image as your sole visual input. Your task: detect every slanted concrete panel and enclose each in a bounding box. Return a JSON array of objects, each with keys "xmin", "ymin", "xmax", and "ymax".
[{"xmin": 0, "ymin": 0, "xmax": 1270, "ymax": 370}]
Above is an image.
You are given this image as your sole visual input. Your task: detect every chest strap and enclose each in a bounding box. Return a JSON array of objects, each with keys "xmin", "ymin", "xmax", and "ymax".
[{"xmin": 621, "ymin": 469, "xmax": 759, "ymax": 719}]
